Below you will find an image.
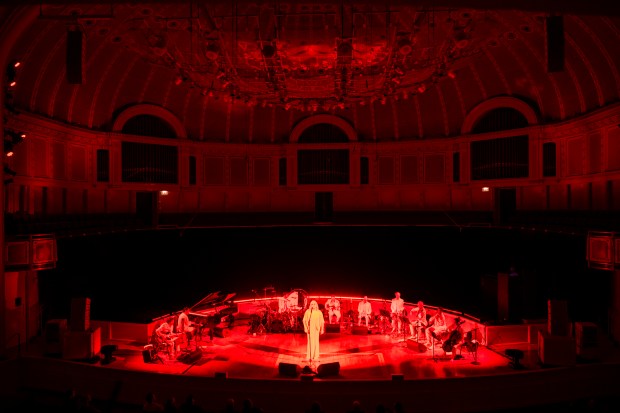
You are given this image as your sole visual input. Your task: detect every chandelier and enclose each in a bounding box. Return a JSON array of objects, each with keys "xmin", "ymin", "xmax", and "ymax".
[{"xmin": 121, "ymin": 4, "xmax": 481, "ymax": 111}]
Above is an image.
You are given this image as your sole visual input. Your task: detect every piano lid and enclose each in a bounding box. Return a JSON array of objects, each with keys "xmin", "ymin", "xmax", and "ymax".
[{"xmin": 190, "ymin": 291, "xmax": 237, "ymax": 314}]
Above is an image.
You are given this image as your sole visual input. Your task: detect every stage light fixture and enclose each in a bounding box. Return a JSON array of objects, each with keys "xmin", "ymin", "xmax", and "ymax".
[{"xmin": 6, "ymin": 60, "xmax": 20, "ymax": 85}]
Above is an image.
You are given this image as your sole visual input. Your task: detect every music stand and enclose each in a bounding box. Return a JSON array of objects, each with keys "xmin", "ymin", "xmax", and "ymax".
[{"xmin": 471, "ymin": 328, "xmax": 480, "ymax": 365}]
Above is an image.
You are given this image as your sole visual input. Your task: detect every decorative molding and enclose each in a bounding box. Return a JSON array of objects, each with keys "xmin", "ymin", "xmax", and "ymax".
[
  {"xmin": 289, "ymin": 114, "xmax": 358, "ymax": 143},
  {"xmin": 461, "ymin": 96, "xmax": 539, "ymax": 135},
  {"xmin": 111, "ymin": 103, "xmax": 187, "ymax": 138}
]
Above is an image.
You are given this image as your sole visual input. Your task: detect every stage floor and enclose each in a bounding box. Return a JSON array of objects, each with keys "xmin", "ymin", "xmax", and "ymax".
[
  {"xmin": 7, "ymin": 318, "xmax": 620, "ymax": 413},
  {"xmin": 98, "ymin": 321, "xmax": 535, "ymax": 380}
]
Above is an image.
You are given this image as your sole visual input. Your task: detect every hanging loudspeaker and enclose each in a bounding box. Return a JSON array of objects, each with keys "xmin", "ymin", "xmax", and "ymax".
[
  {"xmin": 67, "ymin": 30, "xmax": 84, "ymax": 84},
  {"xmin": 546, "ymin": 16, "xmax": 564, "ymax": 72}
]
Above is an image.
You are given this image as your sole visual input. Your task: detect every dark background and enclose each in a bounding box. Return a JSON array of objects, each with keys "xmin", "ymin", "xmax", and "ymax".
[{"xmin": 39, "ymin": 226, "xmax": 610, "ymax": 327}]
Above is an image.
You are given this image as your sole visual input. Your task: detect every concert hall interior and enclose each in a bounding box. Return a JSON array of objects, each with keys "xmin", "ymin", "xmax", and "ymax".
[{"xmin": 3, "ymin": 1, "xmax": 620, "ymax": 412}]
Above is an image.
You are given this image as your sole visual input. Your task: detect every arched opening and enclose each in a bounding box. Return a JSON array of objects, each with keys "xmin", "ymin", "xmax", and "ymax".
[
  {"xmin": 298, "ymin": 123, "xmax": 349, "ymax": 143},
  {"xmin": 121, "ymin": 114, "xmax": 177, "ymax": 139},
  {"xmin": 297, "ymin": 123, "xmax": 350, "ymax": 185},
  {"xmin": 471, "ymin": 107, "xmax": 529, "ymax": 134}
]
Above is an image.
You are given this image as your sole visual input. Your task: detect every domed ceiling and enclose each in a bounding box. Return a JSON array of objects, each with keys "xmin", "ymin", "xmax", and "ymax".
[{"xmin": 3, "ymin": 1, "xmax": 620, "ymax": 141}]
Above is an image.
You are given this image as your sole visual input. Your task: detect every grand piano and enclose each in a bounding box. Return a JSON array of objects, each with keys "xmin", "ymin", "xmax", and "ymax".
[{"xmin": 188, "ymin": 291, "xmax": 238, "ymax": 335}]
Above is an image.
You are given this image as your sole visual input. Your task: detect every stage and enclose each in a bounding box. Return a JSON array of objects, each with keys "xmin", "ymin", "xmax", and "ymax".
[{"xmin": 3, "ymin": 296, "xmax": 620, "ymax": 413}]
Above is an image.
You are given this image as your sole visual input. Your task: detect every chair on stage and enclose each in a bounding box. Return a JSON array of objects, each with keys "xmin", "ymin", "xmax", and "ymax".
[{"xmin": 454, "ymin": 330, "xmax": 480, "ymax": 361}]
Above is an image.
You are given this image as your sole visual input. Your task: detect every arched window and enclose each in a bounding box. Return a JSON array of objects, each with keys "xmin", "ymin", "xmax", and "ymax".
[
  {"xmin": 296, "ymin": 123, "xmax": 349, "ymax": 184},
  {"xmin": 298, "ymin": 123, "xmax": 349, "ymax": 143},
  {"xmin": 471, "ymin": 107, "xmax": 529, "ymax": 134},
  {"xmin": 121, "ymin": 114, "xmax": 177, "ymax": 139},
  {"xmin": 112, "ymin": 105, "xmax": 184, "ymax": 184},
  {"xmin": 464, "ymin": 98, "xmax": 536, "ymax": 181}
]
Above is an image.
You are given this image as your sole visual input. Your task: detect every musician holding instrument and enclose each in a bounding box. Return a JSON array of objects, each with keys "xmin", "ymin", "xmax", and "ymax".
[
  {"xmin": 425, "ymin": 307, "xmax": 448, "ymax": 344},
  {"xmin": 390, "ymin": 292, "xmax": 405, "ymax": 334},
  {"xmin": 177, "ymin": 307, "xmax": 196, "ymax": 350},
  {"xmin": 357, "ymin": 296, "xmax": 373, "ymax": 327},
  {"xmin": 325, "ymin": 296, "xmax": 341, "ymax": 324},
  {"xmin": 409, "ymin": 300, "xmax": 427, "ymax": 340},
  {"xmin": 156, "ymin": 316, "xmax": 178, "ymax": 356},
  {"xmin": 442, "ymin": 316, "xmax": 465, "ymax": 356}
]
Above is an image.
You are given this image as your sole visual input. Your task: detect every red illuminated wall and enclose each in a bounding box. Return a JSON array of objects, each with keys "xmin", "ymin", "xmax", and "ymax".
[{"xmin": 4, "ymin": 103, "xmax": 620, "ymax": 217}]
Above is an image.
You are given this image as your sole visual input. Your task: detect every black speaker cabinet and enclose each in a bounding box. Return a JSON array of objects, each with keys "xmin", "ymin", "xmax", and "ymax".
[
  {"xmin": 317, "ymin": 362, "xmax": 340, "ymax": 378},
  {"xmin": 177, "ymin": 348, "xmax": 202, "ymax": 364},
  {"xmin": 546, "ymin": 16, "xmax": 564, "ymax": 72},
  {"xmin": 66, "ymin": 30, "xmax": 84, "ymax": 84},
  {"xmin": 213, "ymin": 326, "xmax": 231, "ymax": 338},
  {"xmin": 142, "ymin": 349, "xmax": 153, "ymax": 363},
  {"xmin": 325, "ymin": 324, "xmax": 341, "ymax": 333},
  {"xmin": 352, "ymin": 325, "xmax": 369, "ymax": 335},
  {"xmin": 100, "ymin": 344, "xmax": 117, "ymax": 365},
  {"xmin": 406, "ymin": 339, "xmax": 428, "ymax": 353},
  {"xmin": 278, "ymin": 362, "xmax": 299, "ymax": 377}
]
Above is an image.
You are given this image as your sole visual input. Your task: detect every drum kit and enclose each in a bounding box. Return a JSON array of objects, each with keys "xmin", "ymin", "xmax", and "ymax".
[{"xmin": 248, "ymin": 289, "xmax": 308, "ymax": 334}]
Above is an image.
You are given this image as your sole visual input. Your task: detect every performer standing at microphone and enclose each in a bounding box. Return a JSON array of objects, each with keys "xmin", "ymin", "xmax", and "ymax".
[
  {"xmin": 303, "ymin": 300, "xmax": 325, "ymax": 362},
  {"xmin": 390, "ymin": 292, "xmax": 405, "ymax": 334},
  {"xmin": 358, "ymin": 296, "xmax": 373, "ymax": 328}
]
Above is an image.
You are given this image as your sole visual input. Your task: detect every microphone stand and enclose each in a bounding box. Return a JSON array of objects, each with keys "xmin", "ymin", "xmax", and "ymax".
[{"xmin": 471, "ymin": 328, "xmax": 480, "ymax": 365}]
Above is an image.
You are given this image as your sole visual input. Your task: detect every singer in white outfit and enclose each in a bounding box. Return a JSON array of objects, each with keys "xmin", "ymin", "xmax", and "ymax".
[
  {"xmin": 358, "ymin": 296, "xmax": 373, "ymax": 327},
  {"xmin": 303, "ymin": 300, "xmax": 325, "ymax": 361},
  {"xmin": 390, "ymin": 292, "xmax": 405, "ymax": 333}
]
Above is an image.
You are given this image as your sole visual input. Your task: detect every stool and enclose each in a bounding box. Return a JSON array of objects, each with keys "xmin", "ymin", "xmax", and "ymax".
[
  {"xmin": 505, "ymin": 348, "xmax": 525, "ymax": 369},
  {"xmin": 100, "ymin": 344, "xmax": 118, "ymax": 365}
]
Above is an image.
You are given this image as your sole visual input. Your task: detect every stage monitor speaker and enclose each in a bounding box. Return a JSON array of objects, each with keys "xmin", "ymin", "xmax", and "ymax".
[
  {"xmin": 316, "ymin": 362, "xmax": 340, "ymax": 378},
  {"xmin": 142, "ymin": 349, "xmax": 153, "ymax": 363},
  {"xmin": 213, "ymin": 326, "xmax": 231, "ymax": 338},
  {"xmin": 546, "ymin": 16, "xmax": 564, "ymax": 72},
  {"xmin": 66, "ymin": 30, "xmax": 84, "ymax": 84},
  {"xmin": 100, "ymin": 344, "xmax": 117, "ymax": 365},
  {"xmin": 406, "ymin": 339, "xmax": 428, "ymax": 353},
  {"xmin": 352, "ymin": 325, "xmax": 369, "ymax": 335},
  {"xmin": 278, "ymin": 362, "xmax": 299, "ymax": 377},
  {"xmin": 142, "ymin": 345, "xmax": 155, "ymax": 363},
  {"xmin": 177, "ymin": 348, "xmax": 202, "ymax": 364},
  {"xmin": 325, "ymin": 324, "xmax": 341, "ymax": 333}
]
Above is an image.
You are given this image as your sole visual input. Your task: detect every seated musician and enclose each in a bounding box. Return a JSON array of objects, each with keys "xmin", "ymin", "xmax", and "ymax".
[
  {"xmin": 286, "ymin": 290, "xmax": 300, "ymax": 311},
  {"xmin": 177, "ymin": 307, "xmax": 196, "ymax": 350},
  {"xmin": 409, "ymin": 300, "xmax": 427, "ymax": 340},
  {"xmin": 425, "ymin": 307, "xmax": 448, "ymax": 344},
  {"xmin": 390, "ymin": 292, "xmax": 405, "ymax": 334},
  {"xmin": 358, "ymin": 296, "xmax": 373, "ymax": 327},
  {"xmin": 156, "ymin": 316, "xmax": 177, "ymax": 356},
  {"xmin": 324, "ymin": 296, "xmax": 341, "ymax": 324},
  {"xmin": 442, "ymin": 317, "xmax": 466, "ymax": 357}
]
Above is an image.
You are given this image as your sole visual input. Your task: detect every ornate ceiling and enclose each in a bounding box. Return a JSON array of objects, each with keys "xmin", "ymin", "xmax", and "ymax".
[{"xmin": 3, "ymin": 1, "xmax": 620, "ymax": 141}]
